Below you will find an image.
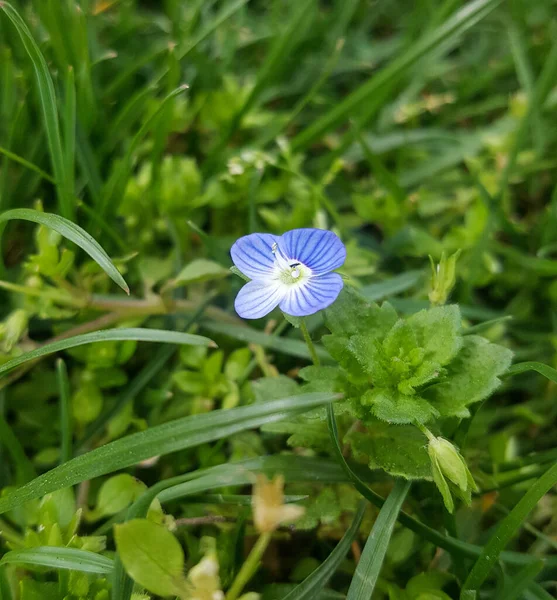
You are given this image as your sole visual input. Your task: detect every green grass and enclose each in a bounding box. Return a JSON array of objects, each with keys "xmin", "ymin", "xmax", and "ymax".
[{"xmin": 1, "ymin": 1, "xmax": 557, "ymax": 599}]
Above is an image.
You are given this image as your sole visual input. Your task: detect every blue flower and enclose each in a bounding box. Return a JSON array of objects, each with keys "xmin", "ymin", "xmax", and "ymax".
[{"xmin": 231, "ymin": 228, "xmax": 346, "ymax": 319}]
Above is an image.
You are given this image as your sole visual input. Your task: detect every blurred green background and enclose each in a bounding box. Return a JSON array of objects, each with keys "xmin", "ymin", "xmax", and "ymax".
[{"xmin": 1, "ymin": 0, "xmax": 557, "ymax": 598}]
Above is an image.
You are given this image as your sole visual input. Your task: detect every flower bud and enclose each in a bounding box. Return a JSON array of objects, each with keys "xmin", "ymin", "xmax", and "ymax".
[
  {"xmin": 429, "ymin": 250, "xmax": 461, "ymax": 306},
  {"xmin": 428, "ymin": 437, "xmax": 468, "ymax": 490},
  {"xmin": 0, "ymin": 309, "xmax": 28, "ymax": 352}
]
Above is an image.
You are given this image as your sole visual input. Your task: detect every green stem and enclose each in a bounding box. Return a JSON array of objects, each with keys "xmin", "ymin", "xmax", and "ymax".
[
  {"xmin": 300, "ymin": 319, "xmax": 321, "ymax": 367},
  {"xmin": 415, "ymin": 422, "xmax": 435, "ymax": 442},
  {"xmin": 225, "ymin": 531, "xmax": 272, "ymax": 600}
]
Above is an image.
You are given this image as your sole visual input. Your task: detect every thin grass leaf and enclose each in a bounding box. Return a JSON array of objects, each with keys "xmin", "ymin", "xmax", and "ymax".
[
  {"xmin": 0, "ymin": 1, "xmax": 73, "ymax": 219},
  {"xmin": 291, "ymin": 0, "xmax": 503, "ymax": 151},
  {"xmin": 0, "ymin": 328, "xmax": 215, "ymax": 378},
  {"xmin": 56, "ymin": 359, "xmax": 72, "ymax": 464},
  {"xmin": 0, "ymin": 208, "xmax": 129, "ymax": 293},
  {"xmin": 0, "ymin": 412, "xmax": 35, "ymax": 482},
  {"xmin": 203, "ymin": 322, "xmax": 330, "ymax": 361},
  {"xmin": 495, "ymin": 561, "xmax": 544, "ymax": 600},
  {"xmin": 0, "ymin": 547, "xmax": 114, "ymax": 574},
  {"xmin": 283, "ymin": 502, "xmax": 366, "ymax": 600},
  {"xmin": 524, "ymin": 582, "xmax": 556, "ymax": 600},
  {"xmin": 0, "ymin": 145, "xmax": 55, "ymax": 183},
  {"xmin": 498, "ymin": 40, "xmax": 557, "ymax": 198},
  {"xmin": 0, "ymin": 392, "xmax": 340, "ymax": 515},
  {"xmin": 346, "ymin": 479, "xmax": 410, "ymax": 600},
  {"xmin": 0, "ymin": 565, "xmax": 11, "ymax": 600},
  {"xmin": 505, "ymin": 361, "xmax": 557, "ymax": 384},
  {"xmin": 63, "ymin": 66, "xmax": 76, "ymax": 196},
  {"xmin": 462, "ymin": 462, "xmax": 557, "ymax": 598}
]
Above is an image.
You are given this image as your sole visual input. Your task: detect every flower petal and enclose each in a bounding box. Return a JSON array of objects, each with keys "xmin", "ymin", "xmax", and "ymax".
[
  {"xmin": 230, "ymin": 233, "xmax": 279, "ymax": 280},
  {"xmin": 234, "ymin": 280, "xmax": 286, "ymax": 319},
  {"xmin": 278, "ymin": 229, "xmax": 346, "ymax": 274},
  {"xmin": 279, "ymin": 273, "xmax": 343, "ymax": 316}
]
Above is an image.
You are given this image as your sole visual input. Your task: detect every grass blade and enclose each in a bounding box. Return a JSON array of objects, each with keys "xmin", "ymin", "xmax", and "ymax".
[
  {"xmin": 203, "ymin": 322, "xmax": 331, "ymax": 362},
  {"xmin": 56, "ymin": 359, "xmax": 72, "ymax": 464},
  {"xmin": 291, "ymin": 0, "xmax": 503, "ymax": 151},
  {"xmin": 284, "ymin": 502, "xmax": 366, "ymax": 600},
  {"xmin": 495, "ymin": 561, "xmax": 544, "ymax": 600},
  {"xmin": 0, "ymin": 1, "xmax": 73, "ymax": 219},
  {"xmin": 0, "ymin": 208, "xmax": 129, "ymax": 293},
  {"xmin": 0, "ymin": 392, "xmax": 340, "ymax": 514},
  {"xmin": 0, "ymin": 328, "xmax": 215, "ymax": 378},
  {"xmin": 0, "ymin": 145, "xmax": 55, "ymax": 183},
  {"xmin": 462, "ymin": 462, "xmax": 557, "ymax": 597},
  {"xmin": 506, "ymin": 361, "xmax": 557, "ymax": 384},
  {"xmin": 0, "ymin": 412, "xmax": 36, "ymax": 482},
  {"xmin": 346, "ymin": 479, "xmax": 410, "ymax": 599},
  {"xmin": 0, "ymin": 547, "xmax": 114, "ymax": 574}
]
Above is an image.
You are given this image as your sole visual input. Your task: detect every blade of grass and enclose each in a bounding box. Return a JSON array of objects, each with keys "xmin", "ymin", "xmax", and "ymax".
[
  {"xmin": 505, "ymin": 361, "xmax": 557, "ymax": 384},
  {"xmin": 0, "ymin": 565, "xmax": 11, "ymax": 600},
  {"xmin": 360, "ymin": 270, "xmax": 425, "ymax": 301},
  {"xmin": 63, "ymin": 66, "xmax": 76, "ymax": 197},
  {"xmin": 0, "ymin": 547, "xmax": 114, "ymax": 574},
  {"xmin": 0, "ymin": 1, "xmax": 74, "ymax": 219},
  {"xmin": 0, "ymin": 328, "xmax": 215, "ymax": 378},
  {"xmin": 498, "ymin": 40, "xmax": 557, "ymax": 198},
  {"xmin": 0, "ymin": 392, "xmax": 340, "ymax": 514},
  {"xmin": 461, "ymin": 462, "xmax": 557, "ymax": 598},
  {"xmin": 203, "ymin": 322, "xmax": 330, "ymax": 362},
  {"xmin": 0, "ymin": 145, "xmax": 55, "ymax": 184},
  {"xmin": 0, "ymin": 208, "xmax": 129, "ymax": 293},
  {"xmin": 346, "ymin": 479, "xmax": 410, "ymax": 600},
  {"xmin": 0, "ymin": 412, "xmax": 36, "ymax": 482},
  {"xmin": 497, "ymin": 562, "xmax": 544, "ymax": 600},
  {"xmin": 291, "ymin": 0, "xmax": 503, "ymax": 151},
  {"xmin": 56, "ymin": 359, "xmax": 72, "ymax": 464},
  {"xmin": 284, "ymin": 502, "xmax": 366, "ymax": 600}
]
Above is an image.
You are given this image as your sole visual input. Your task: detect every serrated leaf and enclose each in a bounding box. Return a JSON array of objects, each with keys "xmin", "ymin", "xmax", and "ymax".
[
  {"xmin": 406, "ymin": 304, "xmax": 462, "ymax": 366},
  {"xmin": 361, "ymin": 388, "xmax": 439, "ymax": 425},
  {"xmin": 346, "ymin": 423, "xmax": 431, "ymax": 480},
  {"xmin": 425, "ymin": 335, "xmax": 513, "ymax": 418},
  {"xmin": 115, "ymin": 519, "xmax": 186, "ymax": 597},
  {"xmin": 323, "ymin": 287, "xmax": 398, "ymax": 338}
]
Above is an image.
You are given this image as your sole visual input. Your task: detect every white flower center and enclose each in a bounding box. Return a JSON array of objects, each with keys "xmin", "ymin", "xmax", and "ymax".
[{"xmin": 271, "ymin": 243, "xmax": 310, "ymax": 285}]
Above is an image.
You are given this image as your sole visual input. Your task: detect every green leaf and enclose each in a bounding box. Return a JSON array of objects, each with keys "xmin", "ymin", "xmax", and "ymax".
[
  {"xmin": 0, "ymin": 209, "xmax": 128, "ymax": 293},
  {"xmin": 94, "ymin": 474, "xmax": 146, "ymax": 518},
  {"xmin": 360, "ymin": 388, "xmax": 439, "ymax": 425},
  {"xmin": 0, "ymin": 328, "xmax": 214, "ymax": 377},
  {"xmin": 406, "ymin": 305, "xmax": 462, "ymax": 367},
  {"xmin": 171, "ymin": 258, "xmax": 229, "ymax": 287},
  {"xmin": 323, "ymin": 287, "xmax": 398, "ymax": 338},
  {"xmin": 346, "ymin": 479, "xmax": 410, "ymax": 599},
  {"xmin": 425, "ymin": 335, "xmax": 513, "ymax": 418},
  {"xmin": 0, "ymin": 3, "xmax": 73, "ymax": 219},
  {"xmin": 462, "ymin": 461, "xmax": 557, "ymax": 597},
  {"xmin": 0, "ymin": 392, "xmax": 339, "ymax": 514},
  {"xmin": 360, "ymin": 271, "xmax": 425, "ymax": 302},
  {"xmin": 0, "ymin": 547, "xmax": 114, "ymax": 574},
  {"xmin": 115, "ymin": 519, "xmax": 187, "ymax": 597},
  {"xmin": 252, "ymin": 375, "xmax": 299, "ymax": 402},
  {"xmin": 346, "ymin": 423, "xmax": 431, "ymax": 480},
  {"xmin": 283, "ymin": 501, "xmax": 366, "ymax": 600}
]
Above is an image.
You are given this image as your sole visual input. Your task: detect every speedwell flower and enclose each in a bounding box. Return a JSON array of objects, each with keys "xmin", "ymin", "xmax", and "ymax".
[{"xmin": 231, "ymin": 228, "xmax": 346, "ymax": 319}]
